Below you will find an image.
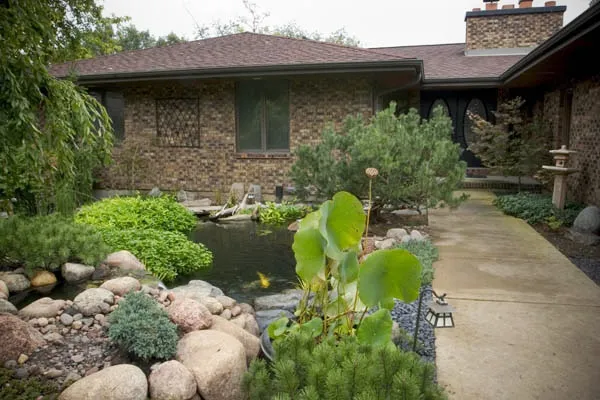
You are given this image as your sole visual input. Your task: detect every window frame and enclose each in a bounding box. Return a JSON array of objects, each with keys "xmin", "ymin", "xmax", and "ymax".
[
  {"xmin": 89, "ymin": 89, "xmax": 125, "ymax": 142},
  {"xmin": 235, "ymin": 80, "xmax": 291, "ymax": 154},
  {"xmin": 462, "ymin": 97, "xmax": 488, "ymax": 147}
]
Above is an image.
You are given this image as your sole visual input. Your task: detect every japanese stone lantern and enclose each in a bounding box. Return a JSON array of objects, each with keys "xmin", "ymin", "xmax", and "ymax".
[{"xmin": 542, "ymin": 145, "xmax": 578, "ymax": 209}]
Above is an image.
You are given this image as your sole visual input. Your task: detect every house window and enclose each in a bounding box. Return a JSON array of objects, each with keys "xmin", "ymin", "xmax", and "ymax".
[
  {"xmin": 428, "ymin": 98, "xmax": 450, "ymax": 118},
  {"xmin": 236, "ymin": 80, "xmax": 290, "ymax": 152},
  {"xmin": 559, "ymin": 88, "xmax": 573, "ymax": 147},
  {"xmin": 463, "ymin": 98, "xmax": 487, "ymax": 147},
  {"xmin": 156, "ymin": 98, "xmax": 200, "ymax": 147},
  {"xmin": 90, "ymin": 90, "xmax": 125, "ymax": 141}
]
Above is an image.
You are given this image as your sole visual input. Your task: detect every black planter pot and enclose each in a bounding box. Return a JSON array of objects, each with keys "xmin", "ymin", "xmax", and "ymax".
[{"xmin": 260, "ymin": 330, "xmax": 275, "ymax": 362}]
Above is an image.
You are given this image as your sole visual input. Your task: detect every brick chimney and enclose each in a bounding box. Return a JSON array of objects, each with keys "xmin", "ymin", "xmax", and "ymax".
[{"xmin": 465, "ymin": 1, "xmax": 566, "ymax": 55}]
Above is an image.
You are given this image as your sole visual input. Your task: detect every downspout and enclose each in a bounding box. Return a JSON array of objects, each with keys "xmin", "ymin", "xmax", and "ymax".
[{"xmin": 373, "ymin": 69, "xmax": 423, "ymax": 112}]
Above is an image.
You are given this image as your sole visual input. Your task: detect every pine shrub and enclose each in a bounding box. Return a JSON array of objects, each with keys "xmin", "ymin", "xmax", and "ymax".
[
  {"xmin": 75, "ymin": 195, "xmax": 197, "ymax": 233},
  {"xmin": 101, "ymin": 228, "xmax": 213, "ymax": 281},
  {"xmin": 0, "ymin": 367, "xmax": 59, "ymax": 400},
  {"xmin": 0, "ymin": 215, "xmax": 108, "ymax": 276},
  {"xmin": 108, "ymin": 291, "xmax": 178, "ymax": 361},
  {"xmin": 243, "ymin": 332, "xmax": 446, "ymax": 400}
]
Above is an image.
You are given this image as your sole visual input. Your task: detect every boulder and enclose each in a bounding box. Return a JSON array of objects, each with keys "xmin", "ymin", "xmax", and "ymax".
[
  {"xmin": 61, "ymin": 263, "xmax": 95, "ymax": 283},
  {"xmin": 104, "ymin": 250, "xmax": 145, "ymax": 272},
  {"xmin": 374, "ymin": 238, "xmax": 396, "ymax": 250},
  {"xmin": 148, "ymin": 360, "xmax": 196, "ymax": 400},
  {"xmin": 73, "ymin": 288, "xmax": 114, "ymax": 316},
  {"xmin": 386, "ymin": 228, "xmax": 408, "ymax": 240},
  {"xmin": 210, "ymin": 315, "xmax": 260, "ymax": 363},
  {"xmin": 19, "ymin": 297, "xmax": 66, "ymax": 318},
  {"xmin": 0, "ymin": 313, "xmax": 46, "ymax": 364},
  {"xmin": 244, "ymin": 314, "xmax": 260, "ymax": 337},
  {"xmin": 216, "ymin": 295, "xmax": 236, "ymax": 309},
  {"xmin": 0, "ymin": 273, "xmax": 30, "ymax": 292},
  {"xmin": 100, "ymin": 277, "xmax": 141, "ymax": 296},
  {"xmin": 170, "ymin": 280, "xmax": 224, "ymax": 301},
  {"xmin": 59, "ymin": 364, "xmax": 147, "ymax": 400},
  {"xmin": 253, "ymin": 291, "xmax": 303, "ymax": 312},
  {"xmin": 148, "ymin": 187, "xmax": 162, "ymax": 197},
  {"xmin": 410, "ymin": 230, "xmax": 425, "ymax": 241},
  {"xmin": 568, "ymin": 229, "xmax": 600, "ymax": 246},
  {"xmin": 30, "ymin": 271, "xmax": 57, "ymax": 287},
  {"xmin": 0, "ymin": 280, "xmax": 8, "ymax": 299},
  {"xmin": 167, "ymin": 298, "xmax": 213, "ymax": 333},
  {"xmin": 238, "ymin": 303, "xmax": 255, "ymax": 315},
  {"xmin": 573, "ymin": 206, "xmax": 600, "ymax": 234},
  {"xmin": 177, "ymin": 330, "xmax": 246, "ymax": 400},
  {"xmin": 198, "ymin": 296, "xmax": 223, "ymax": 314},
  {"xmin": 0, "ymin": 298, "xmax": 17, "ymax": 314},
  {"xmin": 255, "ymin": 309, "xmax": 295, "ymax": 333}
]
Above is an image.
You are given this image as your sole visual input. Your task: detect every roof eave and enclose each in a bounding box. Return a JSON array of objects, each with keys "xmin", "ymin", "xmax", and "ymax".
[
  {"xmin": 60, "ymin": 60, "xmax": 423, "ymax": 85},
  {"xmin": 422, "ymin": 77, "xmax": 502, "ymax": 90}
]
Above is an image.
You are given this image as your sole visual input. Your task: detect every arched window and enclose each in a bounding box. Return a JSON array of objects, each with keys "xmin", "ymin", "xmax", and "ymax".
[
  {"xmin": 428, "ymin": 98, "xmax": 450, "ymax": 118},
  {"xmin": 463, "ymin": 98, "xmax": 487, "ymax": 146}
]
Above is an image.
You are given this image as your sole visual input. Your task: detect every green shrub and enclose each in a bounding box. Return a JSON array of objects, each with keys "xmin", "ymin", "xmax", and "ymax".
[
  {"xmin": 0, "ymin": 215, "xmax": 108, "ymax": 276},
  {"xmin": 0, "ymin": 367, "xmax": 59, "ymax": 400},
  {"xmin": 397, "ymin": 240, "xmax": 439, "ymax": 286},
  {"xmin": 75, "ymin": 195, "xmax": 197, "ymax": 233},
  {"xmin": 290, "ymin": 104, "xmax": 466, "ymax": 209},
  {"xmin": 258, "ymin": 202, "xmax": 312, "ymax": 225},
  {"xmin": 243, "ymin": 331, "xmax": 446, "ymax": 400},
  {"xmin": 108, "ymin": 291, "xmax": 178, "ymax": 360},
  {"xmin": 494, "ymin": 193, "xmax": 583, "ymax": 226},
  {"xmin": 101, "ymin": 228, "xmax": 213, "ymax": 281}
]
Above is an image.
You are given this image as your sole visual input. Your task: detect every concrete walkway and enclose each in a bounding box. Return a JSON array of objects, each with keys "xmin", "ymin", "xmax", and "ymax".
[{"xmin": 430, "ymin": 190, "xmax": 600, "ymax": 400}]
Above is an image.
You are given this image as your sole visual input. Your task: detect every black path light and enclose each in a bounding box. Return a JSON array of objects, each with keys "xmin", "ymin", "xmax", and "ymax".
[{"xmin": 412, "ymin": 287, "xmax": 455, "ymax": 352}]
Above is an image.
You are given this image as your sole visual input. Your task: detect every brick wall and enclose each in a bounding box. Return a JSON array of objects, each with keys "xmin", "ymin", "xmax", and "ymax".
[
  {"xmin": 466, "ymin": 8, "xmax": 564, "ymax": 51},
  {"xmin": 98, "ymin": 77, "xmax": 373, "ymax": 196}
]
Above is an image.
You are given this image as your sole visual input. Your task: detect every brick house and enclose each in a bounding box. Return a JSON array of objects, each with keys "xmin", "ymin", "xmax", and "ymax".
[{"xmin": 52, "ymin": 0, "xmax": 600, "ymax": 205}]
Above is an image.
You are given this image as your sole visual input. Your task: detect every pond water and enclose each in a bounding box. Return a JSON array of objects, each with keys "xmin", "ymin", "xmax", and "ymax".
[{"xmin": 173, "ymin": 220, "xmax": 298, "ymax": 303}]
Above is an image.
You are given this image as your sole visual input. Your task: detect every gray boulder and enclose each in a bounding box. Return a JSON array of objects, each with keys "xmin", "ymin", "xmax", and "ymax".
[
  {"xmin": 61, "ymin": 263, "xmax": 95, "ymax": 283},
  {"xmin": 386, "ymin": 228, "xmax": 408, "ymax": 240},
  {"xmin": 19, "ymin": 297, "xmax": 66, "ymax": 318},
  {"xmin": 170, "ymin": 280, "xmax": 224, "ymax": 301},
  {"xmin": 573, "ymin": 206, "xmax": 600, "ymax": 234},
  {"xmin": 0, "ymin": 273, "xmax": 30, "ymax": 292},
  {"xmin": 209, "ymin": 315, "xmax": 260, "ymax": 363},
  {"xmin": 177, "ymin": 330, "xmax": 246, "ymax": 400},
  {"xmin": 568, "ymin": 229, "xmax": 600, "ymax": 246},
  {"xmin": 100, "ymin": 277, "xmax": 141, "ymax": 296},
  {"xmin": 253, "ymin": 291, "xmax": 303, "ymax": 312},
  {"xmin": 148, "ymin": 360, "xmax": 196, "ymax": 400},
  {"xmin": 0, "ymin": 298, "xmax": 17, "ymax": 314},
  {"xmin": 255, "ymin": 309, "xmax": 294, "ymax": 333},
  {"xmin": 148, "ymin": 187, "xmax": 162, "ymax": 197},
  {"xmin": 0, "ymin": 280, "xmax": 8, "ymax": 299},
  {"xmin": 375, "ymin": 238, "xmax": 396, "ymax": 250},
  {"xmin": 73, "ymin": 288, "xmax": 114, "ymax": 316},
  {"xmin": 58, "ymin": 364, "xmax": 147, "ymax": 400}
]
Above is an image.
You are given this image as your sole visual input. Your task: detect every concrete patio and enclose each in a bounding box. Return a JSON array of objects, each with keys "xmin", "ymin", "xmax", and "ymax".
[{"xmin": 430, "ymin": 190, "xmax": 600, "ymax": 400}]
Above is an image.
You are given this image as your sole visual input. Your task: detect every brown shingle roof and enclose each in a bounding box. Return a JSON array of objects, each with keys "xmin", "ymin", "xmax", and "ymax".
[
  {"xmin": 370, "ymin": 43, "xmax": 523, "ymax": 80},
  {"xmin": 51, "ymin": 32, "xmax": 412, "ymax": 78}
]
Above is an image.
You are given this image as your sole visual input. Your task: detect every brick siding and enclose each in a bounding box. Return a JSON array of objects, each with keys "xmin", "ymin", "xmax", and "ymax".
[
  {"xmin": 98, "ymin": 77, "xmax": 373, "ymax": 196},
  {"xmin": 466, "ymin": 11, "xmax": 563, "ymax": 51}
]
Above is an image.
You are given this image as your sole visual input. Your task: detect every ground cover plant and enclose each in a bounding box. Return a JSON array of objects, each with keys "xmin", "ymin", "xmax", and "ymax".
[
  {"xmin": 0, "ymin": 214, "xmax": 109, "ymax": 276},
  {"xmin": 257, "ymin": 201, "xmax": 312, "ymax": 225},
  {"xmin": 243, "ymin": 330, "xmax": 446, "ymax": 400},
  {"xmin": 108, "ymin": 291, "xmax": 178, "ymax": 361},
  {"xmin": 290, "ymin": 104, "xmax": 467, "ymax": 210},
  {"xmin": 396, "ymin": 240, "xmax": 439, "ymax": 286},
  {"xmin": 101, "ymin": 229, "xmax": 212, "ymax": 281},
  {"xmin": 494, "ymin": 193, "xmax": 583, "ymax": 227}
]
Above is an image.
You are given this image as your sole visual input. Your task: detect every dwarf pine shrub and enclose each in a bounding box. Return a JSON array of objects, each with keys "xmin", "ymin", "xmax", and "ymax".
[
  {"xmin": 243, "ymin": 331, "xmax": 446, "ymax": 400},
  {"xmin": 108, "ymin": 291, "xmax": 178, "ymax": 361}
]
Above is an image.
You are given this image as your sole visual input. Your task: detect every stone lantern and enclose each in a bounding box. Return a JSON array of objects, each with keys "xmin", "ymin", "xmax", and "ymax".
[{"xmin": 542, "ymin": 145, "xmax": 578, "ymax": 209}]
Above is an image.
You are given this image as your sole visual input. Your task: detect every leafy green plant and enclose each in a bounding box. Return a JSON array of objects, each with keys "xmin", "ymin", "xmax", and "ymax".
[
  {"xmin": 258, "ymin": 202, "xmax": 312, "ymax": 225},
  {"xmin": 243, "ymin": 330, "xmax": 446, "ymax": 400},
  {"xmin": 290, "ymin": 104, "xmax": 467, "ymax": 210},
  {"xmin": 0, "ymin": 367, "xmax": 59, "ymax": 400},
  {"xmin": 494, "ymin": 193, "xmax": 583, "ymax": 226},
  {"xmin": 76, "ymin": 196, "xmax": 198, "ymax": 233},
  {"xmin": 0, "ymin": 215, "xmax": 108, "ymax": 276},
  {"xmin": 396, "ymin": 240, "xmax": 439, "ymax": 286},
  {"xmin": 271, "ymin": 191, "xmax": 422, "ymax": 343},
  {"xmin": 101, "ymin": 228, "xmax": 213, "ymax": 281},
  {"xmin": 108, "ymin": 291, "xmax": 178, "ymax": 361}
]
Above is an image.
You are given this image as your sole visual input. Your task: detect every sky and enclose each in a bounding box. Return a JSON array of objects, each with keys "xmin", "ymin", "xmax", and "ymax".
[{"xmin": 101, "ymin": 0, "xmax": 590, "ymax": 48}]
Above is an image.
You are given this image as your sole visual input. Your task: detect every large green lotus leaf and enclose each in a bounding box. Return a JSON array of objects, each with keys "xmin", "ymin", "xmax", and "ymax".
[
  {"xmin": 339, "ymin": 250, "xmax": 359, "ymax": 283},
  {"xmin": 319, "ymin": 192, "xmax": 365, "ymax": 257},
  {"xmin": 293, "ymin": 227, "xmax": 326, "ymax": 282},
  {"xmin": 358, "ymin": 249, "xmax": 422, "ymax": 307},
  {"xmin": 357, "ymin": 308, "xmax": 393, "ymax": 347}
]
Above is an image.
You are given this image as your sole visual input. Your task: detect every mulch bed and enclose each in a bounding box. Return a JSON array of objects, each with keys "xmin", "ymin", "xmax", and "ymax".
[{"xmin": 533, "ymin": 224, "xmax": 600, "ymax": 285}]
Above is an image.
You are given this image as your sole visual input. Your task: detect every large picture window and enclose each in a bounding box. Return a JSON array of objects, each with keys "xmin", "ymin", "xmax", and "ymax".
[
  {"xmin": 463, "ymin": 98, "xmax": 487, "ymax": 147},
  {"xmin": 236, "ymin": 80, "xmax": 290, "ymax": 152},
  {"xmin": 90, "ymin": 90, "xmax": 125, "ymax": 141}
]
